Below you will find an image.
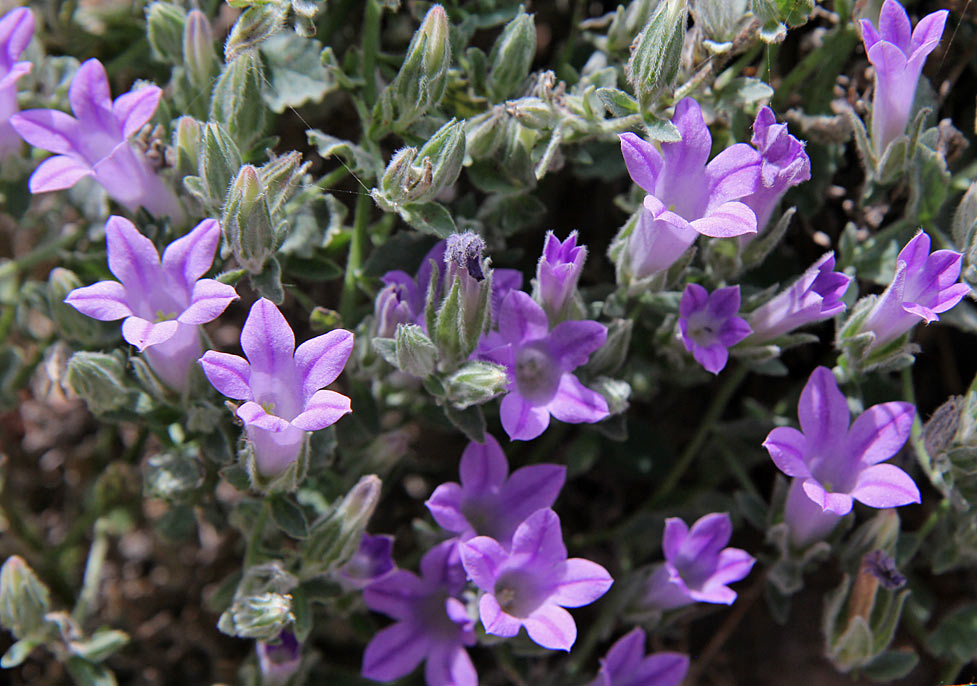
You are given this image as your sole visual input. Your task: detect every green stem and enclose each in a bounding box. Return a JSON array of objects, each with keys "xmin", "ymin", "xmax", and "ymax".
[
  {"xmin": 245, "ymin": 501, "xmax": 270, "ymax": 568},
  {"xmin": 317, "ymin": 166, "xmax": 350, "ymax": 190},
  {"xmin": 361, "ymin": 0, "xmax": 382, "ymax": 108},
  {"xmin": 72, "ymin": 519, "xmax": 110, "ymax": 625},
  {"xmin": 340, "ymin": 192, "xmax": 371, "ymax": 326},
  {"xmin": 646, "ymin": 364, "xmax": 749, "ymax": 507},
  {"xmin": 901, "ymin": 367, "xmax": 944, "ymax": 492}
]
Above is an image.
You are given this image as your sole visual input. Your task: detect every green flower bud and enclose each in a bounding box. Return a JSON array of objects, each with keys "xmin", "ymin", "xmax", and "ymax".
[
  {"xmin": 692, "ymin": 0, "xmax": 749, "ymax": 48},
  {"xmin": 223, "ymin": 165, "xmax": 277, "ymax": 274},
  {"xmin": 146, "ymin": 2, "xmax": 187, "ymax": 65},
  {"xmin": 395, "ymin": 323, "xmax": 438, "ymax": 378},
  {"xmin": 383, "ymin": 4, "xmax": 451, "ymax": 129},
  {"xmin": 199, "ymin": 122, "xmax": 243, "ymax": 209},
  {"xmin": 301, "ymin": 476, "xmax": 382, "ymax": 575},
  {"xmin": 466, "ymin": 107, "xmax": 507, "ymax": 159},
  {"xmin": 626, "ymin": 0, "xmax": 687, "ymax": 110},
  {"xmin": 443, "ymin": 361, "xmax": 508, "ymax": 409},
  {"xmin": 414, "ymin": 119, "xmax": 466, "ymax": 201},
  {"xmin": 172, "ymin": 116, "xmax": 203, "ymax": 181},
  {"xmin": 0, "ymin": 556, "xmax": 51, "ymax": 641},
  {"xmin": 259, "ymin": 151, "xmax": 310, "ymax": 217},
  {"xmin": 224, "ymin": 4, "xmax": 285, "ymax": 62},
  {"xmin": 65, "ymin": 351, "xmax": 133, "ymax": 416},
  {"xmin": 183, "ymin": 9, "xmax": 220, "ymax": 93},
  {"xmin": 220, "ymin": 592, "xmax": 294, "ymax": 641},
  {"xmin": 487, "ymin": 9, "xmax": 536, "ymax": 102},
  {"xmin": 210, "ymin": 52, "xmax": 268, "ymax": 150}
]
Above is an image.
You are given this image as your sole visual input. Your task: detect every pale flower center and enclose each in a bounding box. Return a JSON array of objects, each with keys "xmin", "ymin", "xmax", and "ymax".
[{"xmin": 514, "ymin": 342, "xmax": 561, "ymax": 404}]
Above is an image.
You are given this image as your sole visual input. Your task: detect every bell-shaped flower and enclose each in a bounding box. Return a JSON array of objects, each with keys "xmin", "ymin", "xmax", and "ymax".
[
  {"xmin": 592, "ymin": 627, "xmax": 689, "ymax": 686},
  {"xmin": 619, "ymin": 97, "xmax": 760, "ymax": 278},
  {"xmin": 362, "ymin": 540, "xmax": 477, "ymax": 686},
  {"xmin": 742, "ymin": 106, "xmax": 811, "ymax": 232},
  {"xmin": 426, "ymin": 433, "xmax": 566, "ymax": 546},
  {"xmin": 858, "ymin": 231, "xmax": 970, "ymax": 349},
  {"xmin": 641, "ymin": 513, "xmax": 755, "ymax": 611},
  {"xmin": 860, "ymin": 0, "xmax": 949, "ymax": 154},
  {"xmin": 199, "ymin": 299, "xmax": 354, "ymax": 477},
  {"xmin": 535, "ymin": 230, "xmax": 586, "ymax": 322},
  {"xmin": 460, "ymin": 508, "xmax": 613, "ymax": 651},
  {"xmin": 64, "ymin": 216, "xmax": 238, "ymax": 391},
  {"xmin": 479, "ymin": 291, "xmax": 608, "ymax": 441},
  {"xmin": 746, "ymin": 252, "xmax": 851, "ymax": 343},
  {"xmin": 763, "ymin": 366, "xmax": 919, "ymax": 547},
  {"xmin": 10, "ymin": 58, "xmax": 183, "ymax": 219},
  {"xmin": 0, "ymin": 7, "xmax": 33, "ymax": 159},
  {"xmin": 678, "ymin": 284, "xmax": 751, "ymax": 374},
  {"xmin": 337, "ymin": 533, "xmax": 396, "ymax": 591}
]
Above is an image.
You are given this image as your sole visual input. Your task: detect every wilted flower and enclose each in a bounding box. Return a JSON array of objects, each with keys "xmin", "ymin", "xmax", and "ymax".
[
  {"xmin": 742, "ymin": 106, "xmax": 811, "ymax": 231},
  {"xmin": 426, "ymin": 433, "xmax": 566, "ymax": 546},
  {"xmin": 764, "ymin": 367, "xmax": 919, "ymax": 547},
  {"xmin": 536, "ymin": 231, "xmax": 586, "ymax": 322},
  {"xmin": 678, "ymin": 284, "xmax": 751, "ymax": 374},
  {"xmin": 460, "ymin": 508, "xmax": 613, "ymax": 651},
  {"xmin": 592, "ymin": 627, "xmax": 689, "ymax": 686},
  {"xmin": 199, "ymin": 299, "xmax": 354, "ymax": 477},
  {"xmin": 479, "ymin": 291, "xmax": 608, "ymax": 441},
  {"xmin": 64, "ymin": 216, "xmax": 238, "ymax": 391},
  {"xmin": 0, "ymin": 7, "xmax": 33, "ymax": 159},
  {"xmin": 619, "ymin": 97, "xmax": 760, "ymax": 278},
  {"xmin": 641, "ymin": 513, "xmax": 755, "ymax": 611},
  {"xmin": 11, "ymin": 58, "xmax": 183, "ymax": 219},
  {"xmin": 362, "ymin": 540, "xmax": 476, "ymax": 686},
  {"xmin": 860, "ymin": 0, "xmax": 949, "ymax": 154}
]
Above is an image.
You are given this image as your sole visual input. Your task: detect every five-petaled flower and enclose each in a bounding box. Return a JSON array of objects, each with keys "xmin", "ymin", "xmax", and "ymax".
[
  {"xmin": 536, "ymin": 230, "xmax": 587, "ymax": 323},
  {"xmin": 11, "ymin": 58, "xmax": 183, "ymax": 219},
  {"xmin": 678, "ymin": 284, "xmax": 751, "ymax": 374},
  {"xmin": 199, "ymin": 298, "xmax": 354, "ymax": 477},
  {"xmin": 860, "ymin": 0, "xmax": 949, "ymax": 154},
  {"xmin": 362, "ymin": 540, "xmax": 477, "ymax": 686},
  {"xmin": 460, "ymin": 508, "xmax": 613, "ymax": 651},
  {"xmin": 0, "ymin": 7, "xmax": 33, "ymax": 160},
  {"xmin": 426, "ymin": 433, "xmax": 566, "ymax": 546},
  {"xmin": 858, "ymin": 231, "xmax": 971, "ymax": 349},
  {"xmin": 619, "ymin": 97, "xmax": 760, "ymax": 278},
  {"xmin": 591, "ymin": 627, "xmax": 689, "ymax": 686},
  {"xmin": 479, "ymin": 291, "xmax": 608, "ymax": 441},
  {"xmin": 64, "ymin": 215, "xmax": 238, "ymax": 392},
  {"xmin": 763, "ymin": 366, "xmax": 920, "ymax": 547},
  {"xmin": 641, "ymin": 512, "xmax": 755, "ymax": 611}
]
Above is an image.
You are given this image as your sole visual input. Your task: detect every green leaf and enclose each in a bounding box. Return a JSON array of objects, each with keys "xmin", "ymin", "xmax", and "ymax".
[
  {"xmin": 269, "ymin": 495, "xmax": 310, "ymax": 539},
  {"xmin": 1, "ymin": 638, "xmax": 39, "ymax": 668},
  {"xmin": 249, "ymin": 257, "xmax": 285, "ymax": 305},
  {"xmin": 70, "ymin": 629, "xmax": 129, "ymax": 662},
  {"xmin": 443, "ymin": 404, "xmax": 486, "ymax": 443},
  {"xmin": 399, "ymin": 202, "xmax": 457, "ymax": 238},
  {"xmin": 291, "ymin": 585, "xmax": 313, "ymax": 642},
  {"xmin": 260, "ymin": 32, "xmax": 335, "ymax": 113},
  {"xmin": 65, "ymin": 656, "xmax": 118, "ymax": 686},
  {"xmin": 927, "ymin": 602, "xmax": 977, "ymax": 662},
  {"xmin": 862, "ymin": 650, "xmax": 918, "ymax": 682}
]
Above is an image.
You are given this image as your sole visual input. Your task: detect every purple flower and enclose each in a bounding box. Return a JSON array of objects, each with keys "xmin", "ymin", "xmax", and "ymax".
[
  {"xmin": 479, "ymin": 291, "xmax": 608, "ymax": 441},
  {"xmin": 742, "ymin": 106, "xmax": 811, "ymax": 231},
  {"xmin": 10, "ymin": 58, "xmax": 183, "ymax": 219},
  {"xmin": 0, "ymin": 8, "xmax": 33, "ymax": 160},
  {"xmin": 858, "ymin": 231, "xmax": 971, "ymax": 349},
  {"xmin": 763, "ymin": 366, "xmax": 919, "ymax": 547},
  {"xmin": 592, "ymin": 627, "xmax": 689, "ymax": 686},
  {"xmin": 678, "ymin": 284, "xmax": 751, "ymax": 374},
  {"xmin": 199, "ymin": 299, "xmax": 354, "ymax": 477},
  {"xmin": 746, "ymin": 252, "xmax": 851, "ymax": 343},
  {"xmin": 536, "ymin": 231, "xmax": 586, "ymax": 321},
  {"xmin": 426, "ymin": 433, "xmax": 566, "ymax": 546},
  {"xmin": 460, "ymin": 508, "xmax": 613, "ymax": 651},
  {"xmin": 256, "ymin": 631, "xmax": 301, "ymax": 686},
  {"xmin": 374, "ymin": 282, "xmax": 415, "ymax": 339},
  {"xmin": 619, "ymin": 97, "xmax": 760, "ymax": 278},
  {"xmin": 642, "ymin": 513, "xmax": 755, "ymax": 611},
  {"xmin": 64, "ymin": 216, "xmax": 238, "ymax": 391},
  {"xmin": 362, "ymin": 540, "xmax": 477, "ymax": 686},
  {"xmin": 337, "ymin": 534, "xmax": 396, "ymax": 591},
  {"xmin": 860, "ymin": 0, "xmax": 948, "ymax": 154}
]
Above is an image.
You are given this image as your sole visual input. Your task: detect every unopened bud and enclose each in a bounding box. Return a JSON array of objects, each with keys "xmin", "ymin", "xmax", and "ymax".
[
  {"xmin": 627, "ymin": 0, "xmax": 687, "ymax": 110},
  {"xmin": 224, "ymin": 4, "xmax": 285, "ymax": 62},
  {"xmin": 223, "ymin": 165, "xmax": 276, "ymax": 273},
  {"xmin": 210, "ymin": 52, "xmax": 267, "ymax": 150},
  {"xmin": 65, "ymin": 351, "xmax": 132, "ymax": 415},
  {"xmin": 300, "ymin": 475, "xmax": 382, "ymax": 575},
  {"xmin": 466, "ymin": 107, "xmax": 507, "ymax": 159},
  {"xmin": 172, "ymin": 116, "xmax": 203, "ymax": 180},
  {"xmin": 0, "ymin": 556, "xmax": 51, "ymax": 640},
  {"xmin": 199, "ymin": 122, "xmax": 243, "ymax": 208},
  {"xmin": 146, "ymin": 2, "xmax": 186, "ymax": 65},
  {"xmin": 395, "ymin": 323, "xmax": 438, "ymax": 378},
  {"xmin": 374, "ymin": 284, "xmax": 413, "ymax": 339},
  {"xmin": 385, "ymin": 4, "xmax": 450, "ymax": 129},
  {"xmin": 487, "ymin": 9, "xmax": 536, "ymax": 102},
  {"xmin": 443, "ymin": 361, "xmax": 508, "ymax": 409},
  {"xmin": 413, "ymin": 119, "xmax": 465, "ymax": 202},
  {"xmin": 435, "ymin": 233, "xmax": 492, "ymax": 367},
  {"xmin": 220, "ymin": 591, "xmax": 293, "ymax": 641},
  {"xmin": 259, "ymin": 151, "xmax": 309, "ymax": 217},
  {"xmin": 183, "ymin": 9, "xmax": 220, "ymax": 92}
]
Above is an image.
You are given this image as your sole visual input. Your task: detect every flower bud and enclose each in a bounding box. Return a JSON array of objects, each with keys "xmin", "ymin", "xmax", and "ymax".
[
  {"xmin": 443, "ymin": 361, "xmax": 508, "ymax": 409},
  {"xmin": 383, "ymin": 4, "xmax": 450, "ymax": 129},
  {"xmin": 172, "ymin": 116, "xmax": 203, "ymax": 180},
  {"xmin": 301, "ymin": 476, "xmax": 382, "ymax": 575},
  {"xmin": 47, "ymin": 268, "xmax": 114, "ymax": 347},
  {"xmin": 535, "ymin": 231, "xmax": 586, "ymax": 323},
  {"xmin": 259, "ymin": 151, "xmax": 309, "ymax": 217},
  {"xmin": 0, "ymin": 556, "xmax": 51, "ymax": 640},
  {"xmin": 487, "ymin": 9, "xmax": 536, "ymax": 102},
  {"xmin": 210, "ymin": 51, "xmax": 268, "ymax": 150},
  {"xmin": 65, "ymin": 351, "xmax": 133, "ymax": 416},
  {"xmin": 199, "ymin": 121, "xmax": 243, "ymax": 208},
  {"xmin": 220, "ymin": 591, "xmax": 294, "ymax": 641},
  {"xmin": 626, "ymin": 0, "xmax": 687, "ymax": 110},
  {"xmin": 224, "ymin": 4, "xmax": 285, "ymax": 62},
  {"xmin": 374, "ymin": 283, "xmax": 414, "ymax": 339},
  {"xmin": 692, "ymin": 0, "xmax": 749, "ymax": 48},
  {"xmin": 183, "ymin": 9, "xmax": 220, "ymax": 93},
  {"xmin": 257, "ymin": 630, "xmax": 302, "ymax": 686},
  {"xmin": 146, "ymin": 2, "xmax": 187, "ymax": 65},
  {"xmin": 435, "ymin": 233, "xmax": 492, "ymax": 368},
  {"xmin": 223, "ymin": 165, "xmax": 277, "ymax": 274},
  {"xmin": 465, "ymin": 107, "xmax": 507, "ymax": 159},
  {"xmin": 413, "ymin": 118, "xmax": 465, "ymax": 202},
  {"xmin": 395, "ymin": 323, "xmax": 438, "ymax": 378}
]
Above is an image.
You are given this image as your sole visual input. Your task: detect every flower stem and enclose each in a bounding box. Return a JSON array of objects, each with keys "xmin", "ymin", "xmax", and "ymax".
[
  {"xmin": 245, "ymin": 500, "xmax": 270, "ymax": 569},
  {"xmin": 340, "ymin": 192, "xmax": 372, "ymax": 326},
  {"xmin": 72, "ymin": 518, "xmax": 110, "ymax": 625},
  {"xmin": 361, "ymin": 0, "xmax": 382, "ymax": 108}
]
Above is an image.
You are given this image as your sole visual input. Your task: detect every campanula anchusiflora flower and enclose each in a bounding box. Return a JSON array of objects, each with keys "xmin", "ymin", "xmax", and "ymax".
[
  {"xmin": 678, "ymin": 284, "xmax": 751, "ymax": 374},
  {"xmin": 0, "ymin": 7, "xmax": 33, "ymax": 160},
  {"xmin": 535, "ymin": 230, "xmax": 586, "ymax": 323},
  {"xmin": 592, "ymin": 627, "xmax": 689, "ymax": 686},
  {"xmin": 742, "ymin": 106, "xmax": 811, "ymax": 232}
]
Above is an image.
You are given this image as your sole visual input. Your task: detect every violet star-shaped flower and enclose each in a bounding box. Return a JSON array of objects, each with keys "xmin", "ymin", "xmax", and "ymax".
[
  {"xmin": 619, "ymin": 97, "xmax": 760, "ymax": 278},
  {"xmin": 642, "ymin": 513, "xmax": 755, "ymax": 611},
  {"xmin": 480, "ymin": 291, "xmax": 608, "ymax": 441},
  {"xmin": 199, "ymin": 299, "xmax": 354, "ymax": 477},
  {"xmin": 460, "ymin": 508, "xmax": 613, "ymax": 651},
  {"xmin": 859, "ymin": 231, "xmax": 971, "ymax": 349},
  {"xmin": 10, "ymin": 58, "xmax": 183, "ymax": 219},
  {"xmin": 426, "ymin": 433, "xmax": 566, "ymax": 546},
  {"xmin": 678, "ymin": 284, "xmax": 751, "ymax": 374},
  {"xmin": 746, "ymin": 252, "xmax": 851, "ymax": 343},
  {"xmin": 337, "ymin": 533, "xmax": 396, "ymax": 591},
  {"xmin": 591, "ymin": 627, "xmax": 689, "ymax": 686},
  {"xmin": 742, "ymin": 106, "xmax": 811, "ymax": 231},
  {"xmin": 860, "ymin": 0, "xmax": 949, "ymax": 154},
  {"xmin": 0, "ymin": 7, "xmax": 33, "ymax": 160},
  {"xmin": 536, "ymin": 230, "xmax": 586, "ymax": 322},
  {"xmin": 362, "ymin": 540, "xmax": 477, "ymax": 686},
  {"xmin": 64, "ymin": 215, "xmax": 238, "ymax": 392},
  {"xmin": 763, "ymin": 366, "xmax": 920, "ymax": 547}
]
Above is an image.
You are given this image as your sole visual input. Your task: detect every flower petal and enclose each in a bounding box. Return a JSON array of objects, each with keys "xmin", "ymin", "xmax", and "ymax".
[
  {"xmin": 112, "ymin": 86, "xmax": 162, "ymax": 139},
  {"xmin": 498, "ymin": 291, "xmax": 549, "ymax": 344},
  {"xmin": 178, "ymin": 279, "xmax": 238, "ymax": 325},
  {"xmin": 425, "ymin": 642, "xmax": 477, "ymax": 686},
  {"xmin": 619, "ymin": 132, "xmax": 663, "ymax": 194},
  {"xmin": 704, "ymin": 143, "xmax": 760, "ymax": 205},
  {"xmin": 661, "ymin": 98, "xmax": 711, "ymax": 176},
  {"xmin": 241, "ymin": 299, "xmax": 295, "ymax": 376},
  {"xmin": 198, "ymin": 351, "xmax": 252, "ymax": 400},
  {"xmin": 69, "ymin": 59, "xmax": 115, "ymax": 131},
  {"xmin": 161, "ymin": 218, "xmax": 221, "ymax": 289},
  {"xmin": 692, "ymin": 344, "xmax": 728, "ymax": 374},
  {"xmin": 64, "ymin": 280, "xmax": 132, "ymax": 320},
  {"xmin": 459, "ymin": 433, "xmax": 508, "ymax": 490},
  {"xmin": 631, "ymin": 653, "xmax": 690, "ymax": 686},
  {"xmin": 878, "ymin": 0, "xmax": 912, "ymax": 54},
  {"xmin": 690, "ymin": 201, "xmax": 757, "ymax": 238},
  {"xmin": 763, "ymin": 426, "xmax": 811, "ymax": 478},
  {"xmin": 28, "ymin": 154, "xmax": 92, "ymax": 192},
  {"xmin": 478, "ymin": 593, "xmax": 521, "ymax": 637},
  {"xmin": 909, "ymin": 9, "xmax": 949, "ymax": 57},
  {"xmin": 708, "ymin": 547, "xmax": 756, "ymax": 587},
  {"xmin": 510, "ymin": 508, "xmax": 566, "ymax": 566},
  {"xmin": 523, "ymin": 603, "xmax": 576, "ymax": 651},
  {"xmin": 662, "ymin": 518, "xmax": 689, "ymax": 562},
  {"xmin": 851, "ymin": 463, "xmax": 921, "ymax": 508},
  {"xmin": 500, "ymin": 392, "xmax": 550, "ymax": 441},
  {"xmin": 847, "ymin": 401, "xmax": 915, "ymax": 465},
  {"xmin": 105, "ymin": 215, "xmax": 161, "ymax": 294},
  {"xmin": 798, "ymin": 366, "xmax": 850, "ymax": 458},
  {"xmin": 550, "ymin": 558, "xmax": 613, "ymax": 608},
  {"xmin": 801, "ymin": 479, "xmax": 854, "ymax": 516},
  {"xmin": 294, "ymin": 329, "xmax": 354, "ymax": 400},
  {"xmin": 290, "ymin": 389, "xmax": 351, "ymax": 430},
  {"xmin": 459, "ymin": 536, "xmax": 507, "ymax": 592},
  {"xmin": 0, "ymin": 8, "xmax": 34, "ymax": 62},
  {"xmin": 363, "ymin": 570, "xmax": 426, "ymax": 620},
  {"xmin": 547, "ymin": 375, "xmax": 609, "ymax": 424},
  {"xmin": 498, "ymin": 464, "xmax": 567, "ymax": 538},
  {"xmin": 361, "ymin": 620, "xmax": 429, "ymax": 682},
  {"xmin": 680, "ymin": 512, "xmax": 733, "ymax": 561},
  {"xmin": 236, "ymin": 401, "xmax": 291, "ymax": 432},
  {"xmin": 121, "ymin": 316, "xmax": 178, "ymax": 351},
  {"xmin": 600, "ymin": 626, "xmax": 646, "ymax": 678},
  {"xmin": 425, "ymin": 483, "xmax": 469, "ymax": 534},
  {"xmin": 549, "ymin": 320, "xmax": 607, "ymax": 370},
  {"xmin": 9, "ymin": 110, "xmax": 79, "ymax": 156}
]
